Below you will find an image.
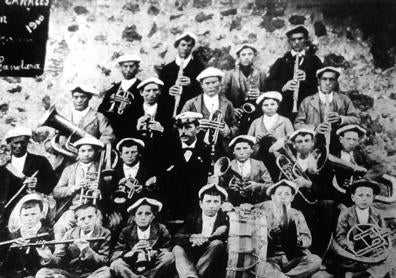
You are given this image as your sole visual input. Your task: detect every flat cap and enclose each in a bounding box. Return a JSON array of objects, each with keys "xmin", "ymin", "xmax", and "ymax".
[
  {"xmin": 266, "ymin": 179, "xmax": 298, "ymax": 196},
  {"xmin": 116, "ymin": 138, "xmax": 145, "ymax": 151},
  {"xmin": 175, "ymin": 112, "xmax": 203, "ymax": 124},
  {"xmin": 74, "ymin": 136, "xmax": 104, "ymax": 149},
  {"xmin": 316, "ymin": 66, "xmax": 341, "ymax": 79},
  {"xmin": 347, "ymin": 179, "xmax": 380, "ymax": 196},
  {"xmin": 174, "ymin": 32, "xmax": 198, "ymax": 48},
  {"xmin": 229, "ymin": 135, "xmax": 256, "ymax": 148},
  {"xmin": 336, "ymin": 124, "xmax": 366, "ymax": 137},
  {"xmin": 117, "ymin": 54, "xmax": 142, "ymax": 64},
  {"xmin": 285, "ymin": 25, "xmax": 309, "ymax": 38},
  {"xmin": 5, "ymin": 126, "xmax": 32, "ymax": 142},
  {"xmin": 127, "ymin": 197, "xmax": 163, "ymax": 214},
  {"xmin": 137, "ymin": 77, "xmax": 164, "ymax": 90},
  {"xmin": 71, "ymin": 85, "xmax": 99, "ymax": 96},
  {"xmin": 196, "ymin": 67, "xmax": 224, "ymax": 82},
  {"xmin": 289, "ymin": 128, "xmax": 315, "ymax": 142},
  {"xmin": 256, "ymin": 91, "xmax": 283, "ymax": 105},
  {"xmin": 235, "ymin": 44, "xmax": 258, "ymax": 56},
  {"xmin": 198, "ymin": 183, "xmax": 228, "ymax": 200}
]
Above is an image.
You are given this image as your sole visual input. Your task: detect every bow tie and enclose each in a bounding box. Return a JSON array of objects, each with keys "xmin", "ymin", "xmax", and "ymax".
[
  {"xmin": 182, "ymin": 147, "xmax": 195, "ymax": 151},
  {"xmin": 292, "ymin": 52, "xmax": 305, "ymax": 58}
]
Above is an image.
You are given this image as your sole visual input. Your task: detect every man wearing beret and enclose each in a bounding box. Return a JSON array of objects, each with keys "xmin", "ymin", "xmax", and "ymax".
[
  {"xmin": 222, "ymin": 44, "xmax": 266, "ymax": 132},
  {"xmin": 294, "ymin": 66, "xmax": 360, "ymax": 152},
  {"xmin": 98, "ymin": 54, "xmax": 143, "ymax": 140},
  {"xmin": 265, "ymin": 25, "xmax": 322, "ymax": 121},
  {"xmin": 0, "ymin": 126, "xmax": 56, "ymax": 217},
  {"xmin": 159, "ymin": 32, "xmax": 205, "ymax": 116}
]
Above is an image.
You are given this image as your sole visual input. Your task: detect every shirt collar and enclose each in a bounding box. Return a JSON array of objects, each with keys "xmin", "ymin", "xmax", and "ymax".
[
  {"xmin": 291, "ymin": 49, "xmax": 305, "ymax": 57},
  {"xmin": 318, "ymin": 91, "xmax": 334, "ymax": 103},
  {"xmin": 124, "ymin": 162, "xmax": 140, "ymax": 170},
  {"xmin": 73, "ymin": 105, "xmax": 90, "ymax": 116},
  {"xmin": 236, "ymin": 159, "xmax": 250, "ymax": 167},
  {"xmin": 121, "ymin": 78, "xmax": 137, "ymax": 91},
  {"xmin": 202, "ymin": 212, "xmax": 217, "ymax": 222},
  {"xmin": 12, "ymin": 153, "xmax": 27, "ymax": 161},
  {"xmin": 137, "ymin": 226, "xmax": 151, "ymax": 239},
  {"xmin": 182, "ymin": 139, "xmax": 197, "ymax": 149},
  {"xmin": 80, "ymin": 229, "xmax": 94, "ymax": 239},
  {"xmin": 175, "ymin": 54, "xmax": 193, "ymax": 68}
]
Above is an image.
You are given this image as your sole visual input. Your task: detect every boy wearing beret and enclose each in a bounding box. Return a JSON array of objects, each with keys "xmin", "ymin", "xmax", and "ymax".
[
  {"xmin": 173, "ymin": 184, "xmax": 228, "ymax": 278},
  {"xmin": 256, "ymin": 179, "xmax": 321, "ymax": 278},
  {"xmin": 110, "ymin": 198, "xmax": 174, "ymax": 278}
]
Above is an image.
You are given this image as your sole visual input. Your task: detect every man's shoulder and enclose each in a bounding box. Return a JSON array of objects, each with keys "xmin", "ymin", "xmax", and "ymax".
[{"xmin": 26, "ymin": 152, "xmax": 49, "ymax": 163}]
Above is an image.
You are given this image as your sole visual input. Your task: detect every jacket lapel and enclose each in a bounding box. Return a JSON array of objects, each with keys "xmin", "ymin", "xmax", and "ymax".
[
  {"xmin": 81, "ymin": 108, "xmax": 97, "ymax": 129},
  {"xmin": 309, "ymin": 94, "xmax": 320, "ymax": 113}
]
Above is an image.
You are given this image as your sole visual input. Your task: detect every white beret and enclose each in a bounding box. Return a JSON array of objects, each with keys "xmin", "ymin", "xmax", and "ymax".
[
  {"xmin": 117, "ymin": 54, "xmax": 142, "ymax": 64},
  {"xmin": 137, "ymin": 77, "xmax": 164, "ymax": 90},
  {"xmin": 229, "ymin": 135, "xmax": 256, "ymax": 148},
  {"xmin": 316, "ymin": 66, "xmax": 341, "ymax": 78},
  {"xmin": 116, "ymin": 138, "xmax": 145, "ymax": 151},
  {"xmin": 175, "ymin": 112, "xmax": 203, "ymax": 122},
  {"xmin": 196, "ymin": 67, "xmax": 224, "ymax": 82},
  {"xmin": 336, "ymin": 124, "xmax": 366, "ymax": 137},
  {"xmin": 285, "ymin": 25, "xmax": 309, "ymax": 37},
  {"xmin": 174, "ymin": 32, "xmax": 198, "ymax": 47},
  {"xmin": 235, "ymin": 44, "xmax": 258, "ymax": 56},
  {"xmin": 266, "ymin": 179, "xmax": 298, "ymax": 196},
  {"xmin": 74, "ymin": 136, "xmax": 104, "ymax": 149},
  {"xmin": 127, "ymin": 197, "xmax": 163, "ymax": 213},
  {"xmin": 289, "ymin": 128, "xmax": 315, "ymax": 142},
  {"xmin": 198, "ymin": 183, "xmax": 228, "ymax": 200},
  {"xmin": 5, "ymin": 126, "xmax": 32, "ymax": 142},
  {"xmin": 256, "ymin": 91, "xmax": 283, "ymax": 105},
  {"xmin": 71, "ymin": 84, "xmax": 99, "ymax": 96}
]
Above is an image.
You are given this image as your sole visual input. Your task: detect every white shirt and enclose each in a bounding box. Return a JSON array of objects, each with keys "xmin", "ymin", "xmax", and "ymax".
[
  {"xmin": 137, "ymin": 226, "xmax": 151, "ymax": 240},
  {"xmin": 203, "ymin": 94, "xmax": 219, "ymax": 114},
  {"xmin": 72, "ymin": 106, "xmax": 90, "ymax": 125},
  {"xmin": 80, "ymin": 229, "xmax": 94, "ymax": 240},
  {"xmin": 341, "ymin": 151, "xmax": 355, "ymax": 164},
  {"xmin": 291, "ymin": 49, "xmax": 305, "ymax": 57},
  {"xmin": 201, "ymin": 213, "xmax": 217, "ymax": 237},
  {"xmin": 297, "ymin": 153, "xmax": 309, "ymax": 172},
  {"xmin": 355, "ymin": 207, "xmax": 369, "ymax": 224},
  {"xmin": 181, "ymin": 140, "xmax": 197, "ymax": 162},
  {"xmin": 175, "ymin": 54, "xmax": 192, "ymax": 69},
  {"xmin": 271, "ymin": 202, "xmax": 291, "ymax": 224},
  {"xmin": 236, "ymin": 160, "xmax": 251, "ymax": 178},
  {"xmin": 143, "ymin": 103, "xmax": 158, "ymax": 118},
  {"xmin": 123, "ymin": 162, "xmax": 140, "ymax": 179},
  {"xmin": 318, "ymin": 91, "xmax": 334, "ymax": 104},
  {"xmin": 262, "ymin": 114, "xmax": 279, "ymax": 131},
  {"xmin": 121, "ymin": 78, "xmax": 137, "ymax": 92},
  {"xmin": 11, "ymin": 153, "xmax": 27, "ymax": 175}
]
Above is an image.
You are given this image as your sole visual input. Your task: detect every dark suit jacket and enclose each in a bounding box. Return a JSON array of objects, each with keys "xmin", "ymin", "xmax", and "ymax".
[
  {"xmin": 110, "ymin": 222, "xmax": 171, "ymax": 262},
  {"xmin": 174, "ymin": 210, "xmax": 229, "ymax": 248},
  {"xmin": 159, "ymin": 57, "xmax": 205, "ymax": 115},
  {"xmin": 45, "ymin": 225, "xmax": 111, "ymax": 274},
  {"xmin": 161, "ymin": 137, "xmax": 211, "ymax": 219},
  {"xmin": 265, "ymin": 51, "xmax": 322, "ymax": 120},
  {"xmin": 98, "ymin": 80, "xmax": 143, "ymax": 140},
  {"xmin": 0, "ymin": 152, "xmax": 56, "ymax": 212},
  {"xmin": 1, "ymin": 224, "xmax": 53, "ymax": 276}
]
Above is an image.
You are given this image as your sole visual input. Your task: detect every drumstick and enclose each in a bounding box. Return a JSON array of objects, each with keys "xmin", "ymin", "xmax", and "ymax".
[{"xmin": 5, "ymin": 170, "xmax": 39, "ymax": 209}]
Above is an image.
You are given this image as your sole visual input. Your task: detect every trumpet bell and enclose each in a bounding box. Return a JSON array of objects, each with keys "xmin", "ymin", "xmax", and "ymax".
[
  {"xmin": 213, "ymin": 156, "xmax": 231, "ymax": 176},
  {"xmin": 241, "ymin": 102, "xmax": 256, "ymax": 114}
]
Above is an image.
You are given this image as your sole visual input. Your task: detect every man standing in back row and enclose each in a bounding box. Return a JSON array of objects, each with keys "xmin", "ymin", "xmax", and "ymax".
[
  {"xmin": 265, "ymin": 25, "xmax": 322, "ymax": 121},
  {"xmin": 159, "ymin": 32, "xmax": 206, "ymax": 116}
]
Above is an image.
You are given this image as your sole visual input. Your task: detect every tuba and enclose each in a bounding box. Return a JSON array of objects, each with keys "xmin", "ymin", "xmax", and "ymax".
[{"xmin": 329, "ymin": 223, "xmax": 392, "ymax": 264}]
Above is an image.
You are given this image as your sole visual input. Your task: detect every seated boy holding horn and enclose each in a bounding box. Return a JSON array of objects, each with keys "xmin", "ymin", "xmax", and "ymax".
[
  {"xmin": 110, "ymin": 198, "xmax": 174, "ymax": 278},
  {"xmin": 332, "ymin": 180, "xmax": 395, "ymax": 278},
  {"xmin": 36, "ymin": 202, "xmax": 112, "ymax": 278}
]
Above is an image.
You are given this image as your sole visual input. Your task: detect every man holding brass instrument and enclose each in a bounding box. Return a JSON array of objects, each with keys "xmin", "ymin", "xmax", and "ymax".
[
  {"xmin": 159, "ymin": 32, "xmax": 205, "ymax": 117},
  {"xmin": 222, "ymin": 135, "xmax": 273, "ymax": 206},
  {"xmin": 182, "ymin": 67, "xmax": 238, "ymax": 158},
  {"xmin": 222, "ymin": 44, "xmax": 266, "ymax": 132},
  {"xmin": 0, "ymin": 126, "xmax": 56, "ymax": 215},
  {"xmin": 265, "ymin": 25, "xmax": 322, "ymax": 121},
  {"xmin": 98, "ymin": 54, "xmax": 143, "ymax": 140},
  {"xmin": 0, "ymin": 195, "xmax": 53, "ymax": 278},
  {"xmin": 36, "ymin": 203, "xmax": 112, "ymax": 278},
  {"xmin": 53, "ymin": 137, "xmax": 104, "ymax": 241}
]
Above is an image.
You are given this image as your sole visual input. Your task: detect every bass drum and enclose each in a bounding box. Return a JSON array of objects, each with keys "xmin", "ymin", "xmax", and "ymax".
[
  {"xmin": 8, "ymin": 193, "xmax": 56, "ymax": 233},
  {"xmin": 226, "ymin": 207, "xmax": 267, "ymax": 278}
]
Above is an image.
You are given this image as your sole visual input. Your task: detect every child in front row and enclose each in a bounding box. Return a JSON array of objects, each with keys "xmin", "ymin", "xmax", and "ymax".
[
  {"xmin": 256, "ymin": 179, "xmax": 321, "ymax": 278},
  {"xmin": 333, "ymin": 179, "xmax": 395, "ymax": 278}
]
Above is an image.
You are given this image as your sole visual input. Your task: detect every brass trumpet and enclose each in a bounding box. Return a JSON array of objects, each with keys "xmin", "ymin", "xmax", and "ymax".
[
  {"xmin": 132, "ymin": 247, "xmax": 155, "ymax": 274},
  {"xmin": 112, "ymin": 178, "xmax": 140, "ymax": 204}
]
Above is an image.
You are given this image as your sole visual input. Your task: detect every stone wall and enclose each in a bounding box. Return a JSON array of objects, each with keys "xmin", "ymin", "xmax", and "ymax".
[{"xmin": 0, "ymin": 0, "xmax": 395, "ymax": 179}]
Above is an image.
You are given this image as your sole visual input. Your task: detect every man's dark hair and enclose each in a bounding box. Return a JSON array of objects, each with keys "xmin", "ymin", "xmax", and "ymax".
[
  {"xmin": 119, "ymin": 140, "xmax": 142, "ymax": 153},
  {"xmin": 199, "ymin": 188, "xmax": 224, "ymax": 201},
  {"xmin": 174, "ymin": 35, "xmax": 195, "ymax": 48},
  {"xmin": 20, "ymin": 200, "xmax": 43, "ymax": 214}
]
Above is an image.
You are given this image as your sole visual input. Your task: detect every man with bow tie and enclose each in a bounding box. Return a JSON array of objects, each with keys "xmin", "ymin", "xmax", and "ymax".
[
  {"xmin": 98, "ymin": 54, "xmax": 143, "ymax": 140},
  {"xmin": 265, "ymin": 25, "xmax": 322, "ymax": 121},
  {"xmin": 161, "ymin": 112, "xmax": 211, "ymax": 220}
]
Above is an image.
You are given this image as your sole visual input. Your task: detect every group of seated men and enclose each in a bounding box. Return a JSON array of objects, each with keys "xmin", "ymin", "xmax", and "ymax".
[{"xmin": 0, "ymin": 24, "xmax": 392, "ymax": 278}]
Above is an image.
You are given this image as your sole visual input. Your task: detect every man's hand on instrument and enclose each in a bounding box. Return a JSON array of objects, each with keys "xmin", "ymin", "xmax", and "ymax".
[
  {"xmin": 294, "ymin": 69, "xmax": 306, "ymax": 81},
  {"xmin": 132, "ymin": 240, "xmax": 150, "ymax": 252},
  {"xmin": 296, "ymin": 238, "xmax": 303, "ymax": 247},
  {"xmin": 220, "ymin": 123, "xmax": 231, "ymax": 137},
  {"xmin": 234, "ymin": 108, "xmax": 243, "ymax": 119},
  {"xmin": 177, "ymin": 76, "xmax": 191, "ymax": 86},
  {"xmin": 80, "ymin": 245, "xmax": 95, "ymax": 261},
  {"xmin": 229, "ymin": 181, "xmax": 241, "ymax": 193},
  {"xmin": 282, "ymin": 80, "xmax": 298, "ymax": 92},
  {"xmin": 36, "ymin": 245, "xmax": 52, "ymax": 260},
  {"xmin": 137, "ymin": 115, "xmax": 152, "ymax": 130},
  {"xmin": 243, "ymin": 181, "xmax": 259, "ymax": 192},
  {"xmin": 246, "ymin": 88, "xmax": 260, "ymax": 100},
  {"xmin": 13, "ymin": 237, "xmax": 29, "ymax": 248},
  {"xmin": 344, "ymin": 240, "xmax": 354, "ymax": 252},
  {"xmin": 148, "ymin": 120, "xmax": 164, "ymax": 133},
  {"xmin": 326, "ymin": 112, "xmax": 341, "ymax": 124},
  {"xmin": 294, "ymin": 177, "xmax": 312, "ymax": 189},
  {"xmin": 316, "ymin": 122, "xmax": 331, "ymax": 134},
  {"xmin": 169, "ymin": 85, "xmax": 182, "ymax": 96},
  {"xmin": 190, "ymin": 234, "xmax": 208, "ymax": 247},
  {"xmin": 145, "ymin": 176, "xmax": 157, "ymax": 191},
  {"xmin": 24, "ymin": 176, "xmax": 37, "ymax": 193}
]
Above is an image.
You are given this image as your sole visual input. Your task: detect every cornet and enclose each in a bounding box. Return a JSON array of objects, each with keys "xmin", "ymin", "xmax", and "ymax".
[{"xmin": 112, "ymin": 178, "xmax": 140, "ymax": 204}]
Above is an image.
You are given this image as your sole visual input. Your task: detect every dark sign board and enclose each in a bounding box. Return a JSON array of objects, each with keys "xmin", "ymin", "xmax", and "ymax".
[{"xmin": 0, "ymin": 0, "xmax": 51, "ymax": 77}]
